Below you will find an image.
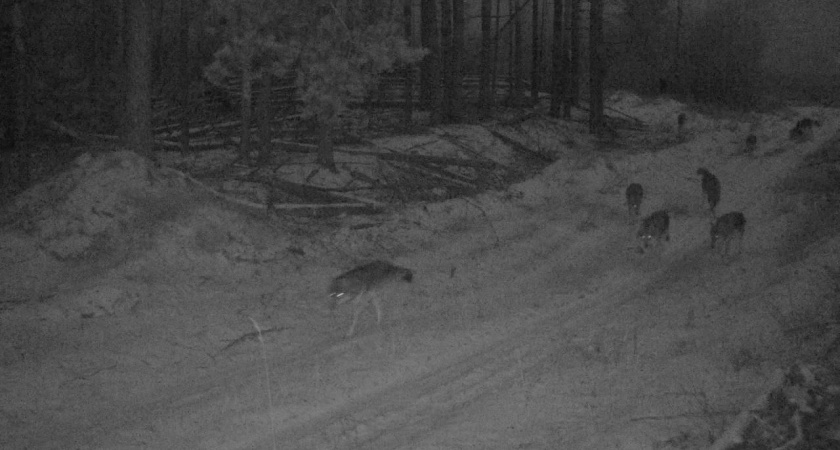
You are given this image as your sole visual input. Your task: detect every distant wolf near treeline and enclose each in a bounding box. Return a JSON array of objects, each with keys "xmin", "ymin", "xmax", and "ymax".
[
  {"xmin": 789, "ymin": 117, "xmax": 820, "ymax": 142},
  {"xmin": 745, "ymin": 134, "xmax": 757, "ymax": 155},
  {"xmin": 625, "ymin": 183, "xmax": 644, "ymax": 223}
]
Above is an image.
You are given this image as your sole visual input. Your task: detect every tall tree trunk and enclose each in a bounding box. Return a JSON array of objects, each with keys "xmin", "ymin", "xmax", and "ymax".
[
  {"xmin": 560, "ymin": 0, "xmax": 572, "ymax": 117},
  {"xmin": 89, "ymin": 1, "xmax": 114, "ymax": 91},
  {"xmin": 402, "ymin": 0, "xmax": 415, "ymax": 125},
  {"xmin": 549, "ymin": 0, "xmax": 563, "ymax": 116},
  {"xmin": 529, "ymin": 0, "xmax": 540, "ymax": 103},
  {"xmin": 492, "ymin": 0, "xmax": 502, "ymax": 105},
  {"xmin": 152, "ymin": 0, "xmax": 165, "ymax": 87},
  {"xmin": 1, "ymin": 2, "xmax": 28, "ymax": 191},
  {"xmin": 567, "ymin": 0, "xmax": 580, "ymax": 112},
  {"xmin": 419, "ymin": 0, "xmax": 441, "ymax": 117},
  {"xmin": 674, "ymin": 0, "xmax": 682, "ymax": 92},
  {"xmin": 123, "ymin": 0, "xmax": 153, "ymax": 159},
  {"xmin": 178, "ymin": 0, "xmax": 190, "ymax": 155},
  {"xmin": 440, "ymin": 0, "xmax": 453, "ymax": 121},
  {"xmin": 479, "ymin": 0, "xmax": 493, "ymax": 110},
  {"xmin": 15, "ymin": 1, "xmax": 28, "ymax": 186},
  {"xmin": 511, "ymin": 0, "xmax": 524, "ymax": 104},
  {"xmin": 452, "ymin": 0, "xmax": 464, "ymax": 118},
  {"xmin": 588, "ymin": 0, "xmax": 605, "ymax": 136}
]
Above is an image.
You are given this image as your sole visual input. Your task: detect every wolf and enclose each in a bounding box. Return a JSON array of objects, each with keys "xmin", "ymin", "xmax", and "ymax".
[
  {"xmin": 625, "ymin": 183, "xmax": 644, "ymax": 223},
  {"xmin": 697, "ymin": 167, "xmax": 721, "ymax": 217},
  {"xmin": 328, "ymin": 260, "xmax": 414, "ymax": 338},
  {"xmin": 745, "ymin": 134, "xmax": 757, "ymax": 155},
  {"xmin": 711, "ymin": 211, "xmax": 746, "ymax": 257},
  {"xmin": 677, "ymin": 113, "xmax": 687, "ymax": 130},
  {"xmin": 789, "ymin": 118, "xmax": 820, "ymax": 142},
  {"xmin": 637, "ymin": 210, "xmax": 670, "ymax": 252}
]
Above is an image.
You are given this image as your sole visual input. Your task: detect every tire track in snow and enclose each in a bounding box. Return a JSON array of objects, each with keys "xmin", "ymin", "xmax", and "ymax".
[{"xmin": 238, "ymin": 280, "xmax": 645, "ymax": 450}]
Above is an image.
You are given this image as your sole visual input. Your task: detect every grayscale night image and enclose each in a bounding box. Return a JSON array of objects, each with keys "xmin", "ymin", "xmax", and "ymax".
[{"xmin": 1, "ymin": 0, "xmax": 839, "ymax": 448}]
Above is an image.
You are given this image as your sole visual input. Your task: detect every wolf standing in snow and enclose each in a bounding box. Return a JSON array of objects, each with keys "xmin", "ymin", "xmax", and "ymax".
[
  {"xmin": 710, "ymin": 212, "xmax": 746, "ymax": 257},
  {"xmin": 697, "ymin": 167, "xmax": 721, "ymax": 218},
  {"xmin": 625, "ymin": 183, "xmax": 644, "ymax": 223},
  {"xmin": 637, "ymin": 210, "xmax": 670, "ymax": 252},
  {"xmin": 329, "ymin": 261, "xmax": 414, "ymax": 338}
]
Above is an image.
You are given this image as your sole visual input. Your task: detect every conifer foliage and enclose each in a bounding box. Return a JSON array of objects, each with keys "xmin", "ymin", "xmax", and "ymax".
[{"xmin": 203, "ymin": 0, "xmax": 425, "ymax": 169}]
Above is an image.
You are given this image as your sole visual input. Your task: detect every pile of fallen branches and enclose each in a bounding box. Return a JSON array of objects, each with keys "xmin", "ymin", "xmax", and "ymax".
[
  {"xmin": 248, "ymin": 139, "xmax": 520, "ymax": 216},
  {"xmin": 164, "ymin": 126, "xmax": 541, "ymax": 217}
]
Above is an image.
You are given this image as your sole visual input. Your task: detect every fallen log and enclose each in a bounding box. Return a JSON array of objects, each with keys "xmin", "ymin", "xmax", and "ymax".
[
  {"xmin": 274, "ymin": 140, "xmax": 500, "ymax": 169},
  {"xmin": 488, "ymin": 130, "xmax": 554, "ymax": 163},
  {"xmin": 268, "ymin": 202, "xmax": 374, "ymax": 210}
]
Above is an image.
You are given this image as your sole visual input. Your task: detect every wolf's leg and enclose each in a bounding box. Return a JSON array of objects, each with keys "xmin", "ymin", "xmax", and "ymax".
[
  {"xmin": 346, "ymin": 295, "xmax": 365, "ymax": 338},
  {"xmin": 372, "ymin": 296, "xmax": 383, "ymax": 327}
]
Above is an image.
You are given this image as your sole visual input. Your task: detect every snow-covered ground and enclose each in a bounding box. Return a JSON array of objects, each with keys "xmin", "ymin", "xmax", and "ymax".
[{"xmin": 2, "ymin": 94, "xmax": 839, "ymax": 449}]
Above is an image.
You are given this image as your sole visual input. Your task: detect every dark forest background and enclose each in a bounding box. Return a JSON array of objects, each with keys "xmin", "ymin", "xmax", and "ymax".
[{"xmin": 0, "ymin": 0, "xmax": 837, "ymax": 195}]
